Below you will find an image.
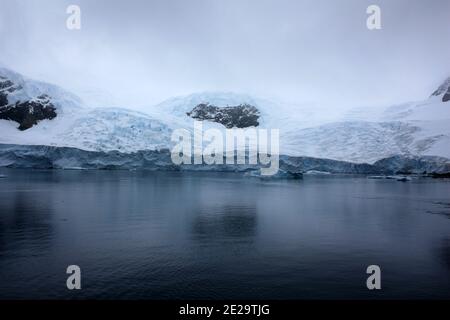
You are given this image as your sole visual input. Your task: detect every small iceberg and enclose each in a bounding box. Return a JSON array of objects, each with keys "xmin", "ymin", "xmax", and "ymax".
[
  {"xmin": 304, "ymin": 170, "xmax": 331, "ymax": 175},
  {"xmin": 368, "ymin": 175, "xmax": 411, "ymax": 181},
  {"xmin": 0, "ymin": 174, "xmax": 7, "ymax": 178},
  {"xmin": 245, "ymin": 169, "xmax": 303, "ymax": 180}
]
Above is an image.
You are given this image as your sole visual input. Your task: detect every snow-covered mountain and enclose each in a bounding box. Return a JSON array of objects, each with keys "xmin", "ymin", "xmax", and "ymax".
[
  {"xmin": 0, "ymin": 68, "xmax": 173, "ymax": 152},
  {"xmin": 152, "ymin": 91, "xmax": 338, "ymax": 130},
  {"xmin": 0, "ymin": 67, "xmax": 449, "ymax": 164},
  {"xmin": 151, "ymin": 83, "xmax": 450, "ymax": 163},
  {"xmin": 0, "ymin": 67, "xmax": 83, "ymax": 111}
]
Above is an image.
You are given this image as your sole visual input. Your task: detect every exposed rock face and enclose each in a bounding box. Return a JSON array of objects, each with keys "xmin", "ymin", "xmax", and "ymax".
[
  {"xmin": 0, "ymin": 95, "xmax": 57, "ymax": 130},
  {"xmin": 0, "ymin": 76, "xmax": 57, "ymax": 130},
  {"xmin": 0, "ymin": 77, "xmax": 19, "ymax": 107},
  {"xmin": 0, "ymin": 92, "xmax": 7, "ymax": 107},
  {"xmin": 0, "ymin": 76, "xmax": 22, "ymax": 101},
  {"xmin": 187, "ymin": 103, "xmax": 260, "ymax": 128},
  {"xmin": 431, "ymin": 77, "xmax": 450, "ymax": 102},
  {"xmin": 444, "ymin": 91, "xmax": 450, "ymax": 102}
]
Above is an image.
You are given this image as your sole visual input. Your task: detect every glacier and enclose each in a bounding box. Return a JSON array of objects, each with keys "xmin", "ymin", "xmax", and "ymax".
[{"xmin": 0, "ymin": 67, "xmax": 450, "ymax": 172}]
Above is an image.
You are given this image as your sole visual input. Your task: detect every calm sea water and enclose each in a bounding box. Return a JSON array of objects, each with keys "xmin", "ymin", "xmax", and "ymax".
[{"xmin": 0, "ymin": 169, "xmax": 449, "ymax": 299}]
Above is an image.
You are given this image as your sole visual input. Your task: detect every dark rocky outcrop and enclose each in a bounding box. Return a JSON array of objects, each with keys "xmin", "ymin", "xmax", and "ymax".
[
  {"xmin": 0, "ymin": 77, "xmax": 16, "ymax": 91},
  {"xmin": 0, "ymin": 76, "xmax": 22, "ymax": 102},
  {"xmin": 0, "ymin": 95, "xmax": 57, "ymax": 130},
  {"xmin": 431, "ymin": 77, "xmax": 450, "ymax": 102},
  {"xmin": 0, "ymin": 77, "xmax": 14, "ymax": 107},
  {"xmin": 187, "ymin": 103, "xmax": 260, "ymax": 128},
  {"xmin": 444, "ymin": 92, "xmax": 450, "ymax": 102},
  {"xmin": 0, "ymin": 92, "xmax": 7, "ymax": 107},
  {"xmin": 0, "ymin": 76, "xmax": 57, "ymax": 130}
]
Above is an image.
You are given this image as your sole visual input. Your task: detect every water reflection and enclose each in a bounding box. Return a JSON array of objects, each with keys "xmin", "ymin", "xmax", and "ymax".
[
  {"xmin": 0, "ymin": 186, "xmax": 55, "ymax": 255},
  {"xmin": 0, "ymin": 169, "xmax": 450, "ymax": 299},
  {"xmin": 192, "ymin": 205, "xmax": 257, "ymax": 240},
  {"xmin": 437, "ymin": 238, "xmax": 450, "ymax": 270}
]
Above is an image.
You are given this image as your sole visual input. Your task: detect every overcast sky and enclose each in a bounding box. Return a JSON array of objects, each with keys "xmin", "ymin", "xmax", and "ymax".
[{"xmin": 0, "ymin": 0, "xmax": 449, "ymax": 110}]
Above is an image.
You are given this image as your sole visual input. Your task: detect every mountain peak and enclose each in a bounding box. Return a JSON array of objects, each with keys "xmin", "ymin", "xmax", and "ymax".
[{"xmin": 431, "ymin": 77, "xmax": 450, "ymax": 102}]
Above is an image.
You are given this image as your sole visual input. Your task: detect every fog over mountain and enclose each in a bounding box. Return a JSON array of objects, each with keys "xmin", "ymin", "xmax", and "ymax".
[{"xmin": 0, "ymin": 0, "xmax": 449, "ymax": 111}]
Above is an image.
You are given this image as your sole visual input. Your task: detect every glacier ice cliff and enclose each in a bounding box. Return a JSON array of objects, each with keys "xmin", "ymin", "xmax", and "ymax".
[{"xmin": 1, "ymin": 144, "xmax": 449, "ymax": 177}]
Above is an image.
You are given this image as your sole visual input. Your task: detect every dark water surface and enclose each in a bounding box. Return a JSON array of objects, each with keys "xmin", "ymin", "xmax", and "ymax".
[{"xmin": 0, "ymin": 169, "xmax": 449, "ymax": 299}]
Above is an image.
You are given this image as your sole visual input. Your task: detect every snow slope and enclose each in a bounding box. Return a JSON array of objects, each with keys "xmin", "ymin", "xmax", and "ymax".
[
  {"xmin": 0, "ymin": 68, "xmax": 173, "ymax": 152},
  {"xmin": 152, "ymin": 87, "xmax": 450, "ymax": 163},
  {"xmin": 281, "ymin": 97, "xmax": 450, "ymax": 163}
]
